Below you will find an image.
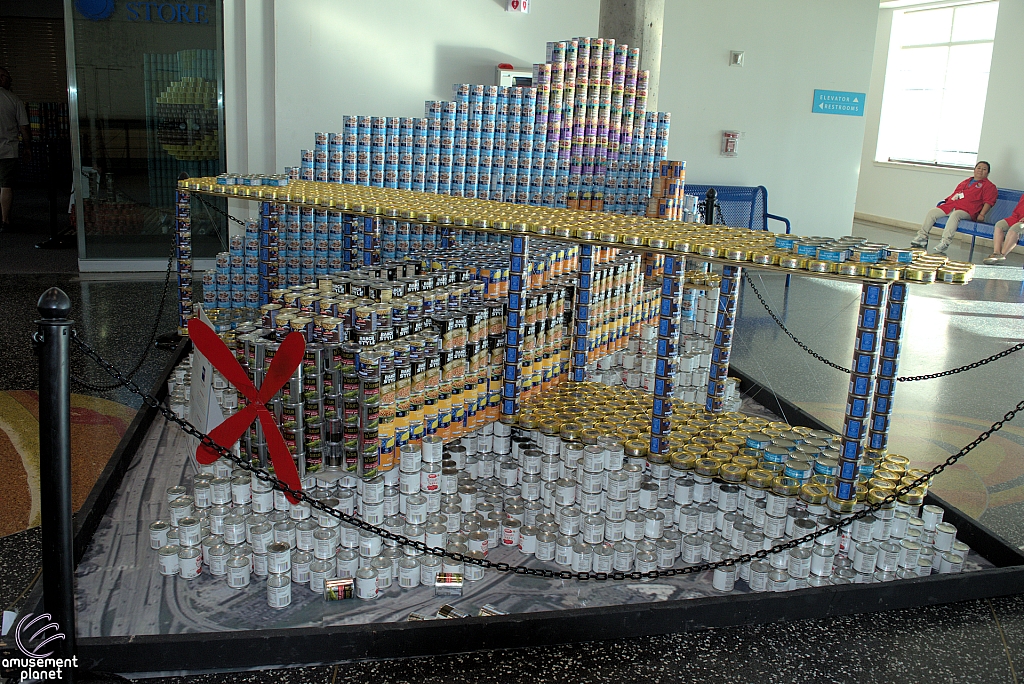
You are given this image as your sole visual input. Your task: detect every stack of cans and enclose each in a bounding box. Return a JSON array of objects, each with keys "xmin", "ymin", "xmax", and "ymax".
[
  {"xmin": 154, "ymin": 362, "xmax": 975, "ymax": 609},
  {"xmin": 258, "ymin": 204, "xmax": 281, "ymax": 305},
  {"xmin": 646, "ymin": 161, "xmax": 686, "ymax": 220},
  {"xmin": 272, "ymin": 204, "xmax": 347, "ymax": 287},
  {"xmin": 296, "ymin": 36, "xmax": 672, "ymax": 213},
  {"xmin": 175, "ymin": 188, "xmax": 193, "ymax": 335},
  {"xmin": 706, "ymin": 264, "xmax": 742, "ymax": 414},
  {"xmin": 205, "ymin": 224, "xmax": 261, "ymax": 310}
]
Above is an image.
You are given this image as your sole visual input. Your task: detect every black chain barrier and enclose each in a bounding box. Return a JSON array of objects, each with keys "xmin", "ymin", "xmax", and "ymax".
[
  {"xmin": 68, "ymin": 238, "xmax": 176, "ymax": 392},
  {"xmin": 195, "ymin": 194, "xmax": 248, "ymax": 228},
  {"xmin": 743, "ymin": 273, "xmax": 1024, "ymax": 382},
  {"xmin": 68, "ymin": 331, "xmax": 1024, "ymax": 582}
]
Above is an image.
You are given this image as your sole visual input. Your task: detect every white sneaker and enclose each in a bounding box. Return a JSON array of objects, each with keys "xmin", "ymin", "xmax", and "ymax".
[
  {"xmin": 932, "ymin": 242, "xmax": 949, "ymax": 256},
  {"xmin": 910, "ymin": 237, "xmax": 928, "ymax": 249}
]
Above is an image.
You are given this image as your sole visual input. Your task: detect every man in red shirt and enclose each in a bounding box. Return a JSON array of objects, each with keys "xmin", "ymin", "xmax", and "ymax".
[
  {"xmin": 983, "ymin": 194, "xmax": 1024, "ymax": 263},
  {"xmin": 911, "ymin": 161, "xmax": 998, "ymax": 256}
]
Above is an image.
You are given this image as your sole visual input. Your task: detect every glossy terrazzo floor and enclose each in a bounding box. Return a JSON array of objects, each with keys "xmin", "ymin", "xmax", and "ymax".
[{"xmin": 2, "ymin": 222, "xmax": 1023, "ymax": 683}]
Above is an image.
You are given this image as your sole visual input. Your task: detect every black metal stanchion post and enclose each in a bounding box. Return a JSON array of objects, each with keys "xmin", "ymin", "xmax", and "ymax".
[
  {"xmin": 34, "ymin": 287, "xmax": 77, "ymax": 678},
  {"xmin": 704, "ymin": 188, "xmax": 716, "ymax": 225}
]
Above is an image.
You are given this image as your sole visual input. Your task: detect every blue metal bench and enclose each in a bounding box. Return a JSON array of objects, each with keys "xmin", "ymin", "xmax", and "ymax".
[
  {"xmin": 931, "ymin": 188, "xmax": 1024, "ymax": 260},
  {"xmin": 683, "ymin": 184, "xmax": 792, "ymax": 234}
]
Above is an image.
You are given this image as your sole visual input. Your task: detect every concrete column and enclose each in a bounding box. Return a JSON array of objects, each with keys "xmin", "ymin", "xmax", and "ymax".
[
  {"xmin": 599, "ymin": 0, "xmax": 665, "ymax": 110},
  {"xmin": 244, "ymin": 0, "xmax": 276, "ymax": 176},
  {"xmin": 223, "ymin": 0, "xmax": 276, "ymax": 221}
]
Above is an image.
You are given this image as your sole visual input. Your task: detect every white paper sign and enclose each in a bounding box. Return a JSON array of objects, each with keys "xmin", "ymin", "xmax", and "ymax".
[{"xmin": 187, "ymin": 305, "xmax": 225, "ymax": 470}]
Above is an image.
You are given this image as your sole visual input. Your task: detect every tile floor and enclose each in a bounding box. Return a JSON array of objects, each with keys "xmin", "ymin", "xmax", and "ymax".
[{"xmin": 1, "ymin": 222, "xmax": 1022, "ymax": 683}]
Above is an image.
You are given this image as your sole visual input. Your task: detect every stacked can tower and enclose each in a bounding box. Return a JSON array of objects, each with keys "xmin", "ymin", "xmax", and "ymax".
[
  {"xmin": 502, "ymin": 234, "xmax": 530, "ymax": 420},
  {"xmin": 706, "ymin": 264, "xmax": 743, "ymax": 414},
  {"xmin": 175, "ymin": 187, "xmax": 193, "ymax": 335},
  {"xmin": 836, "ymin": 282, "xmax": 890, "ymax": 506},
  {"xmin": 570, "ymin": 243, "xmax": 595, "ymax": 382},
  {"xmin": 866, "ymin": 282, "xmax": 907, "ymax": 464},
  {"xmin": 258, "ymin": 203, "xmax": 281, "ymax": 305},
  {"xmin": 650, "ymin": 254, "xmax": 683, "ymax": 459},
  {"xmin": 294, "ymin": 37, "xmax": 670, "ymax": 213},
  {"xmin": 647, "ymin": 161, "xmax": 686, "ymax": 220}
]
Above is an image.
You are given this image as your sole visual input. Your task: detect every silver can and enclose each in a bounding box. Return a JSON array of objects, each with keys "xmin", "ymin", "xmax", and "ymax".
[
  {"xmin": 158, "ymin": 544, "xmax": 181, "ymax": 576},
  {"xmin": 292, "ymin": 551, "xmax": 313, "ymax": 584},
  {"xmin": 267, "ymin": 541, "xmax": 292, "ymax": 574},
  {"xmin": 168, "ymin": 496, "xmax": 195, "ymax": 526},
  {"xmin": 208, "ymin": 544, "xmax": 230, "ymax": 576},
  {"xmin": 712, "ymin": 566, "xmax": 736, "ymax": 592},
  {"xmin": 571, "ymin": 542, "xmax": 594, "ymax": 572},
  {"xmin": 296, "ymin": 520, "xmax": 318, "ymax": 551},
  {"xmin": 787, "ymin": 547, "xmax": 812, "ymax": 579},
  {"xmin": 226, "ymin": 556, "xmax": 251, "ymax": 588},
  {"xmin": 267, "ymin": 572, "xmax": 292, "ymax": 608},
  {"xmin": 355, "ymin": 567, "xmax": 379, "ymax": 599},
  {"xmin": 535, "ymin": 531, "xmax": 557, "ymax": 561},
  {"xmin": 371, "ymin": 556, "xmax": 393, "ymax": 589},
  {"xmin": 178, "ymin": 547, "xmax": 202, "ymax": 579},
  {"xmin": 613, "ymin": 541, "xmax": 634, "ymax": 571},
  {"xmin": 273, "ymin": 521, "xmax": 297, "ymax": 548},
  {"xmin": 222, "ymin": 514, "xmax": 247, "ymax": 545},
  {"xmin": 419, "ymin": 554, "xmax": 442, "ymax": 586},
  {"xmin": 398, "ymin": 558, "xmax": 421, "ymax": 588},
  {"xmin": 810, "ymin": 544, "xmax": 835, "ymax": 577},
  {"xmin": 748, "ymin": 560, "xmax": 772, "ymax": 591},
  {"xmin": 310, "ymin": 559, "xmax": 332, "ymax": 593},
  {"xmin": 149, "ymin": 521, "xmax": 171, "ymax": 549}
]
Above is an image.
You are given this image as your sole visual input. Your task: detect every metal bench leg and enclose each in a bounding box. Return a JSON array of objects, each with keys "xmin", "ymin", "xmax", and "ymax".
[{"xmin": 969, "ymin": 236, "xmax": 976, "ymax": 261}]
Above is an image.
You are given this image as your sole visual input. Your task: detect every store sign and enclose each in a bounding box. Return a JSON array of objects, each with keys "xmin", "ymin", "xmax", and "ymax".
[
  {"xmin": 126, "ymin": 3, "xmax": 210, "ymax": 23},
  {"xmin": 812, "ymin": 89, "xmax": 865, "ymax": 117},
  {"xmin": 76, "ymin": 0, "xmax": 209, "ymax": 22}
]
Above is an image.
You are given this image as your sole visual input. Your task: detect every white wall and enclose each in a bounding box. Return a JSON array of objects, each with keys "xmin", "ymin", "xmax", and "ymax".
[
  {"xmin": 270, "ymin": 0, "xmax": 600, "ymax": 173},
  {"xmin": 855, "ymin": 1, "xmax": 1024, "ymax": 226},
  {"xmin": 660, "ymin": 0, "xmax": 879, "ymax": 238}
]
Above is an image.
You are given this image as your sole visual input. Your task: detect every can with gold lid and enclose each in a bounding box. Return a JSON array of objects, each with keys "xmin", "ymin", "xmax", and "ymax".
[{"xmin": 799, "ymin": 483, "xmax": 830, "ymax": 516}]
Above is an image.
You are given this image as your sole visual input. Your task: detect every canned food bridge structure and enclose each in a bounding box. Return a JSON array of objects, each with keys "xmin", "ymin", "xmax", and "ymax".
[
  {"xmin": 55, "ymin": 179, "xmax": 1024, "ymax": 672},
  {"xmin": 176, "ymin": 178, "xmax": 971, "ymax": 507}
]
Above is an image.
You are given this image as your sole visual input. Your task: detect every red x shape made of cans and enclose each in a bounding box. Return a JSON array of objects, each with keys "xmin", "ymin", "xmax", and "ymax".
[{"xmin": 188, "ymin": 318, "xmax": 304, "ymax": 503}]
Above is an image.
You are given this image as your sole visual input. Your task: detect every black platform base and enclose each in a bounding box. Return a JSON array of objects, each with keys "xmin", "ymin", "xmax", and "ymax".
[{"xmin": 21, "ymin": 355, "xmax": 1024, "ymax": 675}]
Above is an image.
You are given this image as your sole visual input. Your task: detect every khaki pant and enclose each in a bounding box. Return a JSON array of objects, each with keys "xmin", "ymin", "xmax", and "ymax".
[
  {"xmin": 915, "ymin": 207, "xmax": 971, "ymax": 245},
  {"xmin": 993, "ymin": 218, "xmax": 1024, "ymax": 256}
]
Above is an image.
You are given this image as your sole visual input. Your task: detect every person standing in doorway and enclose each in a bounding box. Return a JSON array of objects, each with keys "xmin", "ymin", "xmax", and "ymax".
[
  {"xmin": 0, "ymin": 67, "xmax": 30, "ymax": 231},
  {"xmin": 910, "ymin": 161, "xmax": 997, "ymax": 256}
]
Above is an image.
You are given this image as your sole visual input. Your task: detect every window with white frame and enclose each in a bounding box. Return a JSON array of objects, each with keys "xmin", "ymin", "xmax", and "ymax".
[{"xmin": 875, "ymin": 0, "xmax": 999, "ymax": 168}]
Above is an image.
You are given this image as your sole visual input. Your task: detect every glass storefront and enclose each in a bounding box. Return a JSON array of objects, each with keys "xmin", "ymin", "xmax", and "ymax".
[{"xmin": 66, "ymin": 0, "xmax": 227, "ymax": 262}]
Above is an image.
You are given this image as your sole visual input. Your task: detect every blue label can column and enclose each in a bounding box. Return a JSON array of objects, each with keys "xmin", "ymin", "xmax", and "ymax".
[
  {"xmin": 362, "ymin": 207, "xmax": 382, "ymax": 267},
  {"xmin": 867, "ymin": 281, "xmax": 907, "ymax": 461},
  {"xmin": 175, "ymin": 185, "xmax": 192, "ymax": 336},
  {"xmin": 258, "ymin": 202, "xmax": 280, "ymax": 305},
  {"xmin": 706, "ymin": 264, "xmax": 743, "ymax": 413},
  {"xmin": 501, "ymin": 233, "xmax": 530, "ymax": 421},
  {"xmin": 571, "ymin": 243, "xmax": 595, "ymax": 382},
  {"xmin": 651, "ymin": 254, "xmax": 684, "ymax": 459},
  {"xmin": 832, "ymin": 281, "xmax": 888, "ymax": 508}
]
